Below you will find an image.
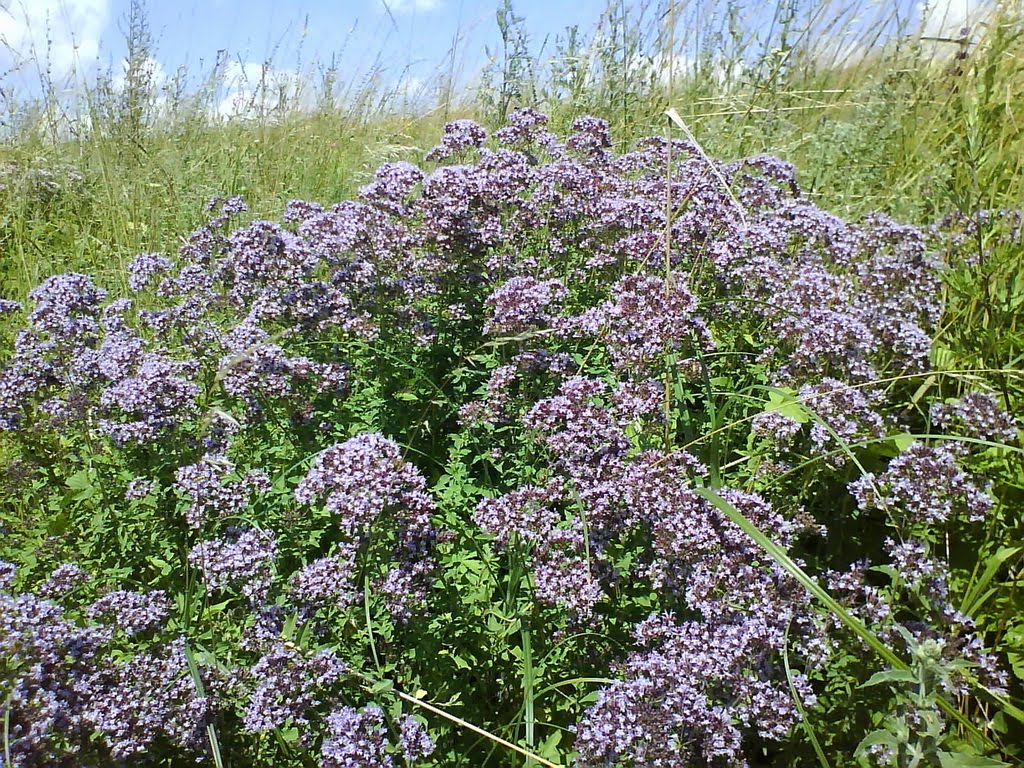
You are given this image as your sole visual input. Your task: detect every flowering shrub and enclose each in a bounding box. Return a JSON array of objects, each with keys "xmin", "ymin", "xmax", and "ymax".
[{"xmin": 0, "ymin": 110, "xmax": 1019, "ymax": 766}]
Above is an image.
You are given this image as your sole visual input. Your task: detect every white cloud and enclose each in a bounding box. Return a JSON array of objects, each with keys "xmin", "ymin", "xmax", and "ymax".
[
  {"xmin": 378, "ymin": 0, "xmax": 442, "ymax": 15},
  {"xmin": 0, "ymin": 0, "xmax": 109, "ymax": 79},
  {"xmin": 919, "ymin": 0, "xmax": 993, "ymax": 38},
  {"xmin": 214, "ymin": 60, "xmax": 311, "ymax": 119}
]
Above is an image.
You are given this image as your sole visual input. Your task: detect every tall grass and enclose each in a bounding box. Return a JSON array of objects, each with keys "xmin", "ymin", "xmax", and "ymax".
[{"xmin": 1, "ymin": 0, "xmax": 1020, "ymax": 298}]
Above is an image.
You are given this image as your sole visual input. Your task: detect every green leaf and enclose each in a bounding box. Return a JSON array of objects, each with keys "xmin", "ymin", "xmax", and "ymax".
[
  {"xmin": 764, "ymin": 388, "xmax": 811, "ymax": 424},
  {"xmin": 66, "ymin": 469, "xmax": 97, "ymax": 501},
  {"xmin": 855, "ymin": 728, "xmax": 898, "ymax": 754},
  {"xmin": 892, "ymin": 432, "xmax": 916, "ymax": 451},
  {"xmin": 862, "ymin": 669, "xmax": 918, "ymax": 688},
  {"xmin": 937, "ymin": 750, "xmax": 1010, "ymax": 767},
  {"xmin": 961, "ymin": 547, "xmax": 1021, "ymax": 617}
]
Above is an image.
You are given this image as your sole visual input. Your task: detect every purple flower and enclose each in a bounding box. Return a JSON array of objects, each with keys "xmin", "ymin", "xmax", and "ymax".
[
  {"xmin": 425, "ymin": 118, "xmax": 488, "ymax": 161},
  {"xmin": 1, "ymin": 590, "xmax": 110, "ymax": 762},
  {"xmin": 560, "ymin": 273, "xmax": 713, "ymax": 373},
  {"xmin": 99, "ymin": 353, "xmax": 201, "ymax": 446},
  {"xmin": 289, "ymin": 550, "xmax": 358, "ymax": 611},
  {"xmin": 398, "ymin": 715, "xmax": 435, "ymax": 761},
  {"xmin": 88, "ymin": 590, "xmax": 171, "ymax": 636},
  {"xmin": 0, "ymin": 297, "xmax": 22, "ymax": 315},
  {"xmin": 575, "ymin": 613, "xmax": 813, "ymax": 768},
  {"xmin": 484, "ymin": 276, "xmax": 567, "ymax": 335},
  {"xmin": 127, "ymin": 252, "xmax": 174, "ymax": 292},
  {"xmin": 495, "ymin": 107, "xmax": 558, "ymax": 150},
  {"xmin": 931, "ymin": 392, "xmax": 1018, "ymax": 443},
  {"xmin": 0, "ymin": 560, "xmax": 16, "ymax": 589},
  {"xmin": 84, "ymin": 638, "xmax": 209, "ymax": 759},
  {"xmin": 359, "ymin": 161, "xmax": 424, "ymax": 215},
  {"xmin": 566, "ymin": 116, "xmax": 613, "ymax": 158},
  {"xmin": 321, "ymin": 705, "xmax": 393, "ymax": 767},
  {"xmin": 26, "ymin": 272, "xmax": 106, "ymax": 341},
  {"xmin": 125, "ymin": 477, "xmax": 157, "ymax": 502},
  {"xmin": 174, "ymin": 455, "xmax": 265, "ymax": 528},
  {"xmin": 40, "ymin": 563, "xmax": 90, "ymax": 597},
  {"xmin": 295, "ymin": 434, "xmax": 437, "ymax": 619},
  {"xmin": 188, "ymin": 527, "xmax": 277, "ymax": 602},
  {"xmin": 850, "ymin": 442, "xmax": 992, "ymax": 525},
  {"xmin": 295, "ymin": 434, "xmax": 435, "ymax": 544},
  {"xmin": 243, "ymin": 643, "xmax": 346, "ymax": 732}
]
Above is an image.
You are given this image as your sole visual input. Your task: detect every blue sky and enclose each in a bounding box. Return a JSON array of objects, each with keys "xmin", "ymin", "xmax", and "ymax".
[
  {"xmin": 1, "ymin": 0, "xmax": 612, "ymax": 99},
  {"xmin": 0, "ymin": 0, "xmax": 990, "ymax": 111}
]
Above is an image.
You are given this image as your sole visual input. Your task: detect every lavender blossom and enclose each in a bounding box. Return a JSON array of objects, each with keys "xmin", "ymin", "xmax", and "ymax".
[
  {"xmin": 174, "ymin": 454, "xmax": 264, "ymax": 528},
  {"xmin": 289, "ymin": 550, "xmax": 359, "ymax": 611},
  {"xmin": 575, "ymin": 613, "xmax": 814, "ymax": 768},
  {"xmin": 425, "ymin": 118, "xmax": 488, "ymax": 162},
  {"xmin": 243, "ymin": 643, "xmax": 347, "ymax": 732},
  {"xmin": 850, "ymin": 442, "xmax": 992, "ymax": 525},
  {"xmin": 321, "ymin": 705, "xmax": 393, "ymax": 767},
  {"xmin": 0, "ymin": 297, "xmax": 22, "ymax": 315},
  {"xmin": 931, "ymin": 392, "xmax": 1018, "ymax": 443},
  {"xmin": 188, "ymin": 526, "xmax": 277, "ymax": 602},
  {"xmin": 124, "ymin": 477, "xmax": 157, "ymax": 501},
  {"xmin": 99, "ymin": 353, "xmax": 201, "ymax": 446},
  {"xmin": 88, "ymin": 590, "xmax": 171, "ymax": 636},
  {"xmin": 84, "ymin": 638, "xmax": 209, "ymax": 760},
  {"xmin": 127, "ymin": 252, "xmax": 174, "ymax": 292},
  {"xmin": 398, "ymin": 715, "xmax": 435, "ymax": 761},
  {"xmin": 484, "ymin": 276, "xmax": 567, "ymax": 335},
  {"xmin": 295, "ymin": 434, "xmax": 438, "ymax": 619},
  {"xmin": 39, "ymin": 563, "xmax": 90, "ymax": 597}
]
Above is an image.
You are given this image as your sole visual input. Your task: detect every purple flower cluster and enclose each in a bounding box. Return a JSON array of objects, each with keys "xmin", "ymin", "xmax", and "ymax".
[
  {"xmin": 188, "ymin": 527, "xmax": 278, "ymax": 602},
  {"xmin": 560, "ymin": 273, "xmax": 712, "ymax": 374},
  {"xmin": 1, "ymin": 576, "xmax": 212, "ymax": 765},
  {"xmin": 127, "ymin": 252, "xmax": 174, "ymax": 291},
  {"xmin": 242, "ymin": 642, "xmax": 347, "ymax": 732},
  {"xmin": 99, "ymin": 353, "xmax": 202, "ymax": 445},
  {"xmin": 1, "ymin": 588, "xmax": 107, "ymax": 764},
  {"xmin": 88, "ymin": 589, "xmax": 171, "ymax": 636},
  {"xmin": 850, "ymin": 442, "xmax": 992, "ymax": 526},
  {"xmin": 425, "ymin": 118, "xmax": 488, "ymax": 161},
  {"xmin": 320, "ymin": 706, "xmax": 435, "ymax": 766},
  {"xmin": 174, "ymin": 454, "xmax": 268, "ymax": 528},
  {"xmin": 494, "ymin": 106, "xmax": 558, "ymax": 150},
  {"xmin": 295, "ymin": 434, "xmax": 437, "ymax": 619},
  {"xmin": 39, "ymin": 563, "xmax": 90, "ymax": 597},
  {"xmin": 289, "ymin": 551, "xmax": 358, "ymax": 612},
  {"xmin": 319, "ymin": 707, "xmax": 434, "ymax": 766},
  {"xmin": 575, "ymin": 613, "xmax": 815, "ymax": 767},
  {"xmin": 0, "ymin": 108, "xmax": 1013, "ymax": 767},
  {"xmin": 359, "ymin": 161, "xmax": 425, "ymax": 216},
  {"xmin": 484, "ymin": 275, "xmax": 567, "ymax": 335},
  {"xmin": 931, "ymin": 391, "xmax": 1018, "ymax": 443},
  {"xmin": 84, "ymin": 638, "xmax": 210, "ymax": 759}
]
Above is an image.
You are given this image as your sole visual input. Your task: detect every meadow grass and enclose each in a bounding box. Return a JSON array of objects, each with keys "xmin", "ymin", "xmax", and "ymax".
[{"xmin": 1, "ymin": 1, "xmax": 1020, "ymax": 294}]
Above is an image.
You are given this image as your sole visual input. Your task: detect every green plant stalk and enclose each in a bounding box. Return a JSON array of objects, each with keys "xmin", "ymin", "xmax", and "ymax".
[
  {"xmin": 183, "ymin": 643, "xmax": 225, "ymax": 768},
  {"xmin": 783, "ymin": 626, "xmax": 830, "ymax": 768},
  {"xmin": 354, "ymin": 672, "xmax": 563, "ymax": 768},
  {"xmin": 522, "ymin": 627, "xmax": 536, "ymax": 767},
  {"xmin": 4, "ymin": 690, "xmax": 13, "ymax": 768}
]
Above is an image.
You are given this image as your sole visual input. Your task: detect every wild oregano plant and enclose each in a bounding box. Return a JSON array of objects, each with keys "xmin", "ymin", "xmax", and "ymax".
[{"xmin": 0, "ymin": 111, "xmax": 1020, "ymax": 767}]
